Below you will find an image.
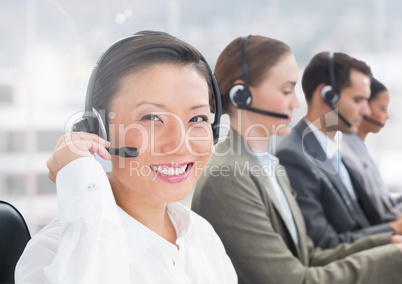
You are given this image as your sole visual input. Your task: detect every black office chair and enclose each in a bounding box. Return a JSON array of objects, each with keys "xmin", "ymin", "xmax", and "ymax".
[{"xmin": 0, "ymin": 200, "xmax": 31, "ymax": 284}]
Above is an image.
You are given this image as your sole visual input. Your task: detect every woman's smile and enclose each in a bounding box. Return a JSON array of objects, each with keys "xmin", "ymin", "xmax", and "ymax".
[{"xmin": 150, "ymin": 162, "xmax": 193, "ymax": 183}]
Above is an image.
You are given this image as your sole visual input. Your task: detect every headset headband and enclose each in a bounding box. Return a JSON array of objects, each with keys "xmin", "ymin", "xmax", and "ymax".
[
  {"xmin": 241, "ymin": 36, "xmax": 250, "ymax": 88},
  {"xmin": 328, "ymin": 52, "xmax": 336, "ymax": 90}
]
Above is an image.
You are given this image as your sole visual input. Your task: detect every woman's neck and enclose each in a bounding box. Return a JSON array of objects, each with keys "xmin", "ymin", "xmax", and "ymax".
[
  {"xmin": 230, "ymin": 113, "xmax": 271, "ymax": 153},
  {"xmin": 108, "ymin": 173, "xmax": 177, "ymax": 245},
  {"xmin": 357, "ymin": 129, "xmax": 368, "ymax": 142}
]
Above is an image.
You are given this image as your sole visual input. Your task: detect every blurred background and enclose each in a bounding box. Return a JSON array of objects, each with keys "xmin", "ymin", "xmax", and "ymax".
[{"xmin": 2, "ymin": 0, "xmax": 402, "ymax": 234}]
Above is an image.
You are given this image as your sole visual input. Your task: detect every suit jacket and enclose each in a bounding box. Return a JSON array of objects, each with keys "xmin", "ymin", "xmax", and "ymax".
[
  {"xmin": 342, "ymin": 133, "xmax": 401, "ymax": 220},
  {"xmin": 192, "ymin": 129, "xmax": 402, "ymax": 283},
  {"xmin": 275, "ymin": 119, "xmax": 394, "ymax": 249}
]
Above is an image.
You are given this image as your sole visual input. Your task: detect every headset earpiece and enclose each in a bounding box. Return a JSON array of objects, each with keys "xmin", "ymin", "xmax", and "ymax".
[
  {"xmin": 229, "ymin": 36, "xmax": 253, "ymax": 109},
  {"xmin": 229, "ymin": 84, "xmax": 252, "ymax": 108},
  {"xmin": 72, "ymin": 116, "xmax": 92, "ymax": 133},
  {"xmin": 72, "ymin": 109, "xmax": 108, "ymax": 140},
  {"xmin": 226, "ymin": 35, "xmax": 289, "ymax": 120},
  {"xmin": 320, "ymin": 85, "xmax": 339, "ymax": 105},
  {"xmin": 321, "ymin": 52, "xmax": 339, "ymax": 106},
  {"xmin": 321, "ymin": 52, "xmax": 352, "ymax": 128}
]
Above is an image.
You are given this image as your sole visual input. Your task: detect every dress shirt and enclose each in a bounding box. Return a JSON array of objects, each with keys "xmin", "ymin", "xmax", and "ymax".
[
  {"xmin": 255, "ymin": 151, "xmax": 299, "ymax": 246},
  {"xmin": 307, "ymin": 120, "xmax": 357, "ymax": 200},
  {"xmin": 15, "ymin": 157, "xmax": 237, "ymax": 284}
]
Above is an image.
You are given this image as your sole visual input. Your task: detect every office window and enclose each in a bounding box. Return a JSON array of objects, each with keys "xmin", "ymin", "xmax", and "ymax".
[
  {"xmin": 0, "ymin": 131, "xmax": 26, "ymax": 153},
  {"xmin": 36, "ymin": 173, "xmax": 56, "ymax": 194},
  {"xmin": 6, "ymin": 175, "xmax": 27, "ymax": 196},
  {"xmin": 36, "ymin": 130, "xmax": 64, "ymax": 152},
  {"xmin": 0, "ymin": 85, "xmax": 13, "ymax": 104}
]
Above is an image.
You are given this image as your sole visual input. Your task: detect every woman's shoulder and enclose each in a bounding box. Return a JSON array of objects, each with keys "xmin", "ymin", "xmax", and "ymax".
[
  {"xmin": 187, "ymin": 205, "xmax": 224, "ymax": 241},
  {"xmin": 26, "ymin": 218, "xmax": 60, "ymax": 249}
]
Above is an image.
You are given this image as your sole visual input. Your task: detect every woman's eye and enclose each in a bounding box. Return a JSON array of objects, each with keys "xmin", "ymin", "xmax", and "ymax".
[
  {"xmin": 190, "ymin": 115, "xmax": 208, "ymax": 123},
  {"xmin": 141, "ymin": 114, "xmax": 160, "ymax": 121}
]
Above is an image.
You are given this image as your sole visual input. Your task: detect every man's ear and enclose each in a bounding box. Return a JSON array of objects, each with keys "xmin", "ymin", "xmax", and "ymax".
[{"xmin": 232, "ymin": 79, "xmax": 245, "ymax": 86}]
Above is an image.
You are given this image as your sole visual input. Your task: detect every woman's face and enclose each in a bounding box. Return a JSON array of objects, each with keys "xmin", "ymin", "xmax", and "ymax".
[
  {"xmin": 361, "ymin": 90, "xmax": 390, "ymax": 134},
  {"xmin": 108, "ymin": 63, "xmax": 213, "ymax": 205},
  {"xmin": 248, "ymin": 53, "xmax": 299, "ymax": 136}
]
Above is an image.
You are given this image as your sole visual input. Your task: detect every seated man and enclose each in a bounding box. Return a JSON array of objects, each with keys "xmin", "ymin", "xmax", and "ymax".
[
  {"xmin": 342, "ymin": 77, "xmax": 402, "ymax": 221},
  {"xmin": 275, "ymin": 51, "xmax": 402, "ymax": 248}
]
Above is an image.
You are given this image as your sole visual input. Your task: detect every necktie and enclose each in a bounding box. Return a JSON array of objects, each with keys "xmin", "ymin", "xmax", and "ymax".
[{"xmin": 332, "ymin": 152, "xmax": 357, "ymax": 200}]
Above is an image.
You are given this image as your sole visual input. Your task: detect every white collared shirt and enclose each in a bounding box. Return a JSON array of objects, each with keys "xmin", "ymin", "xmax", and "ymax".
[
  {"xmin": 254, "ymin": 151, "xmax": 299, "ymax": 246},
  {"xmin": 305, "ymin": 119, "xmax": 357, "ymax": 200},
  {"xmin": 304, "ymin": 118, "xmax": 340, "ymax": 161},
  {"xmin": 15, "ymin": 157, "xmax": 237, "ymax": 284}
]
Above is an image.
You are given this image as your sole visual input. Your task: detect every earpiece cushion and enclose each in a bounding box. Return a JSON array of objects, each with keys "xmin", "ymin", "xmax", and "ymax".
[
  {"xmin": 72, "ymin": 118, "xmax": 90, "ymax": 133},
  {"xmin": 229, "ymin": 84, "xmax": 252, "ymax": 107},
  {"xmin": 72, "ymin": 110, "xmax": 107, "ymax": 140},
  {"xmin": 320, "ymin": 85, "xmax": 339, "ymax": 105}
]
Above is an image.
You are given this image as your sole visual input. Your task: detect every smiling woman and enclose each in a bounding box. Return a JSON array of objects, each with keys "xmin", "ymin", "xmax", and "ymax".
[
  {"xmin": 15, "ymin": 30, "xmax": 236, "ymax": 284},
  {"xmin": 108, "ymin": 63, "xmax": 214, "ymax": 208}
]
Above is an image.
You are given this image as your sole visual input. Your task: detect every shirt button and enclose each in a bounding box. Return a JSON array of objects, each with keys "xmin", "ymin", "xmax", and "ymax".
[{"xmin": 86, "ymin": 183, "xmax": 96, "ymax": 191}]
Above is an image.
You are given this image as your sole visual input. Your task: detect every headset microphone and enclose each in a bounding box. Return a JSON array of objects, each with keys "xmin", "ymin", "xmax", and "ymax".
[
  {"xmin": 327, "ymin": 102, "xmax": 352, "ymax": 127},
  {"xmin": 230, "ymin": 98, "xmax": 289, "ymax": 119},
  {"xmin": 248, "ymin": 107, "xmax": 288, "ymax": 119},
  {"xmin": 108, "ymin": 147, "xmax": 139, "ymax": 158},
  {"xmin": 243, "ymin": 106, "xmax": 288, "ymax": 119},
  {"xmin": 363, "ymin": 116, "xmax": 385, "ymax": 127}
]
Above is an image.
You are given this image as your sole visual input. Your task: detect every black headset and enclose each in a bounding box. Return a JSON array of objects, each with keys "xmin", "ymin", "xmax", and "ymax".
[
  {"xmin": 320, "ymin": 52, "xmax": 352, "ymax": 127},
  {"xmin": 320, "ymin": 52, "xmax": 339, "ymax": 105},
  {"xmin": 73, "ymin": 33, "xmax": 222, "ymax": 148},
  {"xmin": 228, "ymin": 36, "xmax": 289, "ymax": 119},
  {"xmin": 229, "ymin": 36, "xmax": 252, "ymax": 108}
]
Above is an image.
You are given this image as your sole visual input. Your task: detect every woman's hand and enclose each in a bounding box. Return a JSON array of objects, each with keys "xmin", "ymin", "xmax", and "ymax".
[
  {"xmin": 391, "ymin": 234, "xmax": 402, "ymax": 244},
  {"xmin": 47, "ymin": 132, "xmax": 111, "ymax": 182}
]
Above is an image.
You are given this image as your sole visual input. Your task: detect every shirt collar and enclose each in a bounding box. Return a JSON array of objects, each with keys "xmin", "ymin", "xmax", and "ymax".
[
  {"xmin": 250, "ymin": 148, "xmax": 280, "ymax": 178},
  {"xmin": 166, "ymin": 202, "xmax": 194, "ymax": 242},
  {"xmin": 304, "ymin": 118, "xmax": 341, "ymax": 160},
  {"xmin": 118, "ymin": 202, "xmax": 195, "ymax": 261},
  {"xmin": 343, "ymin": 133, "xmax": 368, "ymax": 153},
  {"xmin": 254, "ymin": 151, "xmax": 279, "ymax": 168}
]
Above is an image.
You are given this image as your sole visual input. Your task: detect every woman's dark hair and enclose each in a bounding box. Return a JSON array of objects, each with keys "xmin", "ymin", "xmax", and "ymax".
[
  {"xmin": 93, "ymin": 30, "xmax": 213, "ymax": 112},
  {"xmin": 302, "ymin": 51, "xmax": 372, "ymax": 104},
  {"xmin": 370, "ymin": 77, "xmax": 387, "ymax": 101},
  {"xmin": 214, "ymin": 35, "xmax": 291, "ymax": 114}
]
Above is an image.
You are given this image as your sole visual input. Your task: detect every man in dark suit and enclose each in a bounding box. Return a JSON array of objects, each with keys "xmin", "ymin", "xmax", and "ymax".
[{"xmin": 276, "ymin": 51, "xmax": 402, "ymax": 249}]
